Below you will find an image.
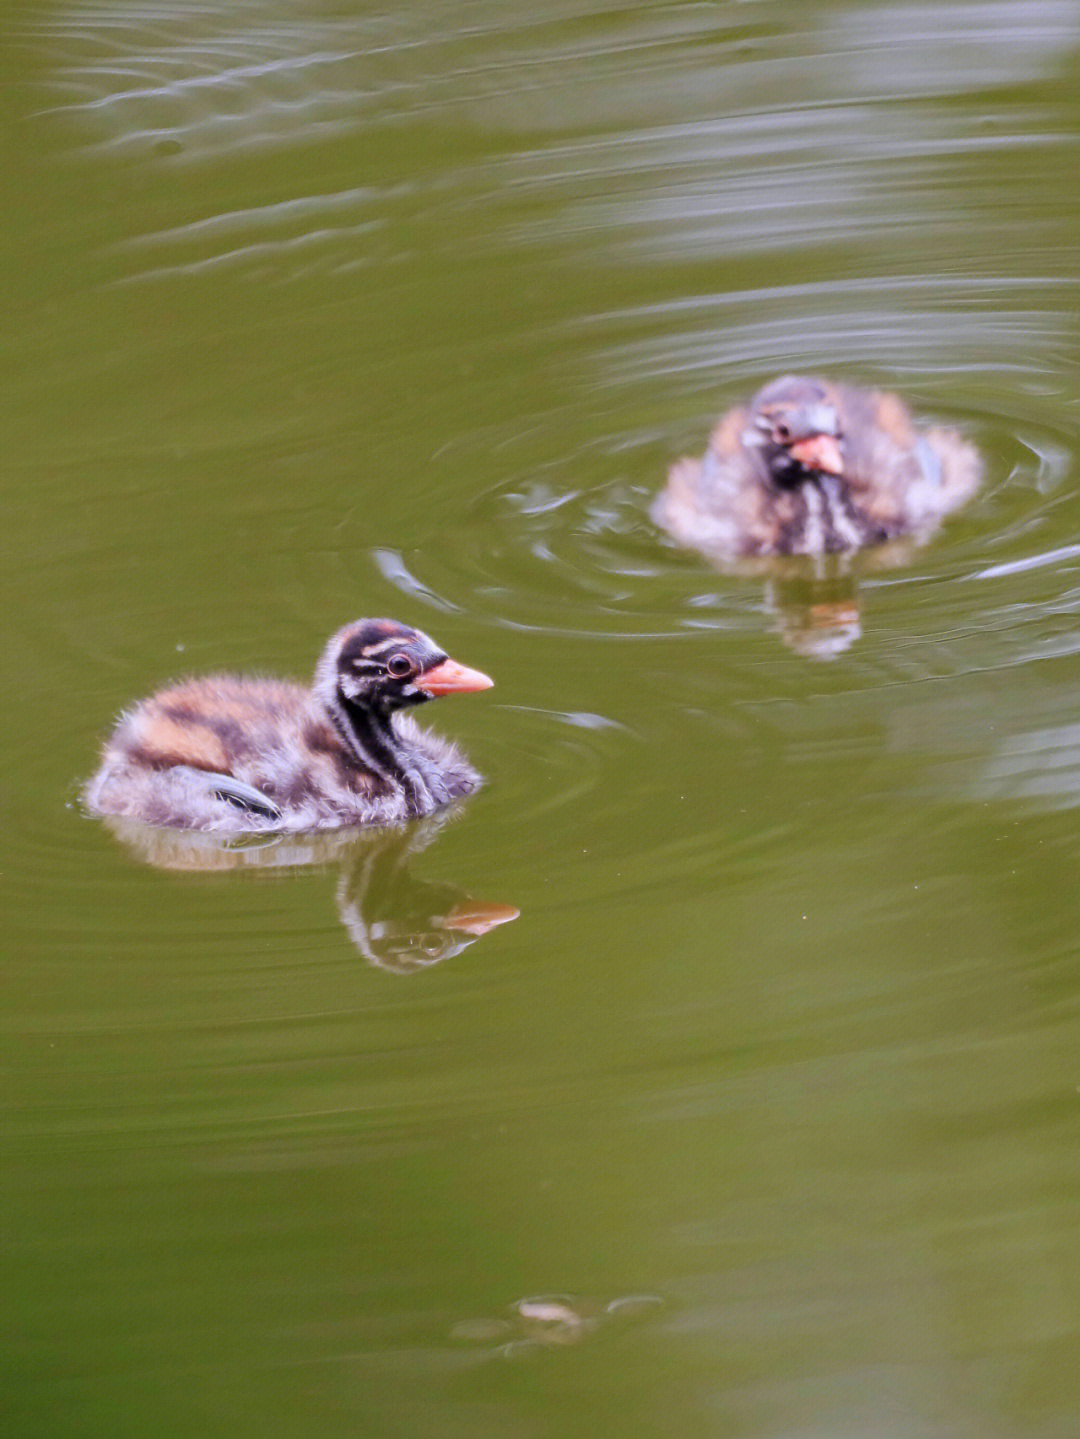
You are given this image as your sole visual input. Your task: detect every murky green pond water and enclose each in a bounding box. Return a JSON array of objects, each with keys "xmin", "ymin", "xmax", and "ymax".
[{"xmin": 6, "ymin": 2, "xmax": 1080, "ymax": 1435}]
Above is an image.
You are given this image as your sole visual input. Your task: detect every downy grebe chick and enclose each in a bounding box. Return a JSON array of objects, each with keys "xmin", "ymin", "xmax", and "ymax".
[
  {"xmin": 652, "ymin": 375, "xmax": 981, "ymax": 561},
  {"xmin": 84, "ymin": 619, "xmax": 493, "ymax": 834}
]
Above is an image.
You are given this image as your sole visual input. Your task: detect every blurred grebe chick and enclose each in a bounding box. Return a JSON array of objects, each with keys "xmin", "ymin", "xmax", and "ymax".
[
  {"xmin": 652, "ymin": 375, "xmax": 981, "ymax": 561},
  {"xmin": 85, "ymin": 619, "xmax": 493, "ymax": 834}
]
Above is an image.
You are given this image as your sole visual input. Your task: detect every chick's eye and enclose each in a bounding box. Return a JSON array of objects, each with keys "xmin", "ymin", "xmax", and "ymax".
[{"xmin": 387, "ymin": 653, "xmax": 415, "ymax": 678}]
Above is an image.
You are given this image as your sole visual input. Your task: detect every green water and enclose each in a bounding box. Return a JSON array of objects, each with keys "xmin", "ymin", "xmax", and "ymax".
[{"xmin": 6, "ymin": 3, "xmax": 1080, "ymax": 1435}]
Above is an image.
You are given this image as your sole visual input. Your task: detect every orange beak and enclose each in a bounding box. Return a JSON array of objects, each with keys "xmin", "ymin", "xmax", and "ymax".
[
  {"xmin": 442, "ymin": 900, "xmax": 520, "ymax": 936},
  {"xmin": 415, "ymin": 657, "xmax": 494, "ymax": 696},
  {"xmin": 788, "ymin": 434, "xmax": 844, "ymax": 476}
]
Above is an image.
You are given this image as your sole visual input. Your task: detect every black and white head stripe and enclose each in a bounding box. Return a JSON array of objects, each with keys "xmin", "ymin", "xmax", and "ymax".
[
  {"xmin": 334, "ymin": 622, "xmax": 444, "ymax": 681},
  {"xmin": 313, "ymin": 618, "xmax": 490, "ymax": 725}
]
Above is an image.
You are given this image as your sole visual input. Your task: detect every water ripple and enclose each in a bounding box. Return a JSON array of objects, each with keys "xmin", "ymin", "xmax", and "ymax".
[
  {"xmin": 369, "ymin": 279, "xmax": 1078, "ymax": 675},
  {"xmin": 29, "ymin": 0, "xmax": 1080, "ymax": 174}
]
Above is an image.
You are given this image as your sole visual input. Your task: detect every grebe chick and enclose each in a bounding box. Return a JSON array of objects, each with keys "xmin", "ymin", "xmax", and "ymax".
[
  {"xmin": 652, "ymin": 375, "xmax": 981, "ymax": 561},
  {"xmin": 85, "ymin": 619, "xmax": 493, "ymax": 834}
]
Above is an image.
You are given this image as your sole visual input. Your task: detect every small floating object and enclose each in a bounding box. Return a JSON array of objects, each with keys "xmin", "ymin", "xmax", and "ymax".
[
  {"xmin": 454, "ymin": 1291, "xmax": 665, "ymax": 1358},
  {"xmin": 653, "ymin": 375, "xmax": 981, "ymax": 561},
  {"xmin": 516, "ymin": 1298, "xmax": 587, "ymax": 1331}
]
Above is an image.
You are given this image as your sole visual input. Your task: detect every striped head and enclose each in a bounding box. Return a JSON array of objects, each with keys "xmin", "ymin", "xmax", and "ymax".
[
  {"xmin": 315, "ymin": 619, "xmax": 493, "ymax": 715},
  {"xmin": 746, "ymin": 375, "xmax": 845, "ymax": 487}
]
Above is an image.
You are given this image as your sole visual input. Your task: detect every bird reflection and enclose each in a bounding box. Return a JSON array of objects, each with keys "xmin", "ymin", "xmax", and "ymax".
[
  {"xmin": 764, "ymin": 560, "xmax": 863, "ymax": 660},
  {"xmin": 335, "ymin": 825, "xmax": 518, "ymax": 973},
  {"xmin": 98, "ymin": 813, "xmax": 518, "ymax": 973},
  {"xmin": 690, "ymin": 545, "xmax": 926, "ymax": 660}
]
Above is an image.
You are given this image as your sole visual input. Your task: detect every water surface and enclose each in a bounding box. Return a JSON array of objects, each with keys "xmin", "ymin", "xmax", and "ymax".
[{"xmin": 5, "ymin": 2, "xmax": 1080, "ymax": 1436}]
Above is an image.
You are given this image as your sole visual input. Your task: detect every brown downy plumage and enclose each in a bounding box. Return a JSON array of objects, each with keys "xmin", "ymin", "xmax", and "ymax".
[
  {"xmin": 84, "ymin": 619, "xmax": 492, "ymax": 834},
  {"xmin": 652, "ymin": 375, "xmax": 981, "ymax": 561}
]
